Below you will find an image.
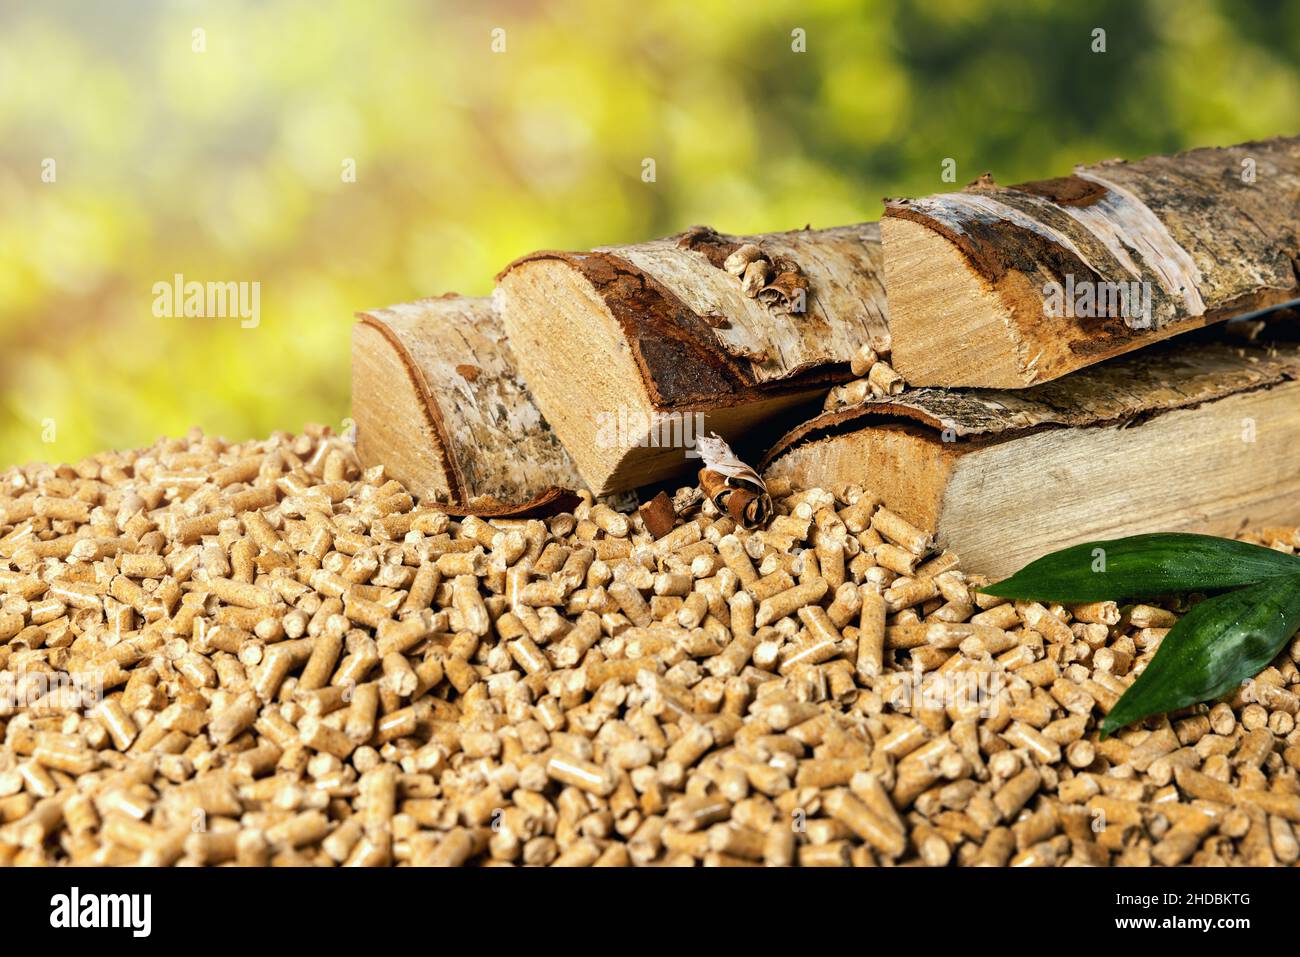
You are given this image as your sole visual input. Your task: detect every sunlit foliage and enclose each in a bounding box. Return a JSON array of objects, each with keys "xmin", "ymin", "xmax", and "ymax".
[{"xmin": 1, "ymin": 0, "xmax": 1296, "ymax": 463}]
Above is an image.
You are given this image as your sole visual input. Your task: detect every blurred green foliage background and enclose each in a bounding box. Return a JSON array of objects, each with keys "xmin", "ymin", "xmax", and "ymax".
[{"xmin": 2, "ymin": 0, "xmax": 1298, "ymax": 465}]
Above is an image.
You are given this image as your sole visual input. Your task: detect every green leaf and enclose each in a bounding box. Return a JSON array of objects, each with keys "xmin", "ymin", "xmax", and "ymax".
[
  {"xmin": 1100, "ymin": 574, "xmax": 1300, "ymax": 738},
  {"xmin": 978, "ymin": 533, "xmax": 1300, "ymax": 602}
]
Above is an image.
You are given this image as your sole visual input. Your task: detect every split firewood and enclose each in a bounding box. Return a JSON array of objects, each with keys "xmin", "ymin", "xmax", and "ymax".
[
  {"xmin": 497, "ymin": 223, "xmax": 890, "ymax": 495},
  {"xmin": 351, "ymin": 295, "xmax": 583, "ymax": 516},
  {"xmin": 762, "ymin": 331, "xmax": 1300, "ymax": 577},
  {"xmin": 882, "ymin": 134, "xmax": 1300, "ymax": 388}
]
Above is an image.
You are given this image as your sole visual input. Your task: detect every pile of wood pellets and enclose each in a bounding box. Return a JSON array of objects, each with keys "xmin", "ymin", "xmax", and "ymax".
[{"xmin": 3, "ymin": 427, "xmax": 1300, "ymax": 867}]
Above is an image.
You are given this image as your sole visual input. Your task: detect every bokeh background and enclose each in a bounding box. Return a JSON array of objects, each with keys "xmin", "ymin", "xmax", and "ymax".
[{"xmin": 2, "ymin": 0, "xmax": 1298, "ymax": 465}]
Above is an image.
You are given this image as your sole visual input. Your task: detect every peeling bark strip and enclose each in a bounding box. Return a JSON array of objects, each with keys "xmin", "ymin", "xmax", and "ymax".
[
  {"xmin": 763, "ymin": 335, "xmax": 1300, "ymax": 578},
  {"xmin": 496, "ymin": 223, "xmax": 890, "ymax": 495},
  {"xmin": 883, "ymin": 135, "xmax": 1300, "ymax": 388},
  {"xmin": 351, "ymin": 295, "xmax": 582, "ymax": 516}
]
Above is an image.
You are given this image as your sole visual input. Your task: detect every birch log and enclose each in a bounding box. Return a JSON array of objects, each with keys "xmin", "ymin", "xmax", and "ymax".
[
  {"xmin": 352, "ymin": 295, "xmax": 583, "ymax": 516},
  {"xmin": 497, "ymin": 223, "xmax": 890, "ymax": 494},
  {"xmin": 762, "ymin": 332, "xmax": 1300, "ymax": 577},
  {"xmin": 882, "ymin": 135, "xmax": 1300, "ymax": 388}
]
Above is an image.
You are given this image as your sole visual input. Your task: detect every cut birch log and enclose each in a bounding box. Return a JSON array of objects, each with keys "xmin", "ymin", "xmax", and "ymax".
[
  {"xmin": 351, "ymin": 295, "xmax": 583, "ymax": 516},
  {"xmin": 761, "ymin": 332, "xmax": 1300, "ymax": 578},
  {"xmin": 883, "ymin": 135, "xmax": 1300, "ymax": 388},
  {"xmin": 496, "ymin": 223, "xmax": 890, "ymax": 494}
]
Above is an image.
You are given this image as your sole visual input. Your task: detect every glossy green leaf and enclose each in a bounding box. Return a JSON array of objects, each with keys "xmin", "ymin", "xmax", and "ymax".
[
  {"xmin": 978, "ymin": 533, "xmax": 1300, "ymax": 602},
  {"xmin": 1100, "ymin": 574, "xmax": 1300, "ymax": 738}
]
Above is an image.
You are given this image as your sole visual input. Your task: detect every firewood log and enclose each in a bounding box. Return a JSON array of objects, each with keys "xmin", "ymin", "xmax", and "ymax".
[
  {"xmin": 882, "ymin": 135, "xmax": 1300, "ymax": 388},
  {"xmin": 352, "ymin": 295, "xmax": 582, "ymax": 516},
  {"xmin": 496, "ymin": 223, "xmax": 890, "ymax": 494},
  {"xmin": 762, "ymin": 330, "xmax": 1300, "ymax": 577}
]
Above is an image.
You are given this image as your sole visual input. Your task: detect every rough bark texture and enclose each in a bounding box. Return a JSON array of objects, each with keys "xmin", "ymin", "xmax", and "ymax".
[
  {"xmin": 496, "ymin": 223, "xmax": 890, "ymax": 494},
  {"xmin": 602, "ymin": 223, "xmax": 890, "ymax": 385},
  {"xmin": 352, "ymin": 295, "xmax": 582, "ymax": 516},
  {"xmin": 884, "ymin": 135, "xmax": 1300, "ymax": 388}
]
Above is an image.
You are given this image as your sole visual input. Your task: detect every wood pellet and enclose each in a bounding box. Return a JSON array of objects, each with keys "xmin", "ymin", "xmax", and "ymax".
[{"xmin": 4, "ymin": 426, "xmax": 1300, "ymax": 866}]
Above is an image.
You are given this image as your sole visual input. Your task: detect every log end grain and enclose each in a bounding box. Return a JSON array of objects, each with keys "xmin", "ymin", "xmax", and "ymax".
[
  {"xmin": 497, "ymin": 255, "xmax": 828, "ymax": 495},
  {"xmin": 352, "ymin": 296, "xmax": 583, "ymax": 516},
  {"xmin": 881, "ymin": 215, "xmax": 1184, "ymax": 389}
]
